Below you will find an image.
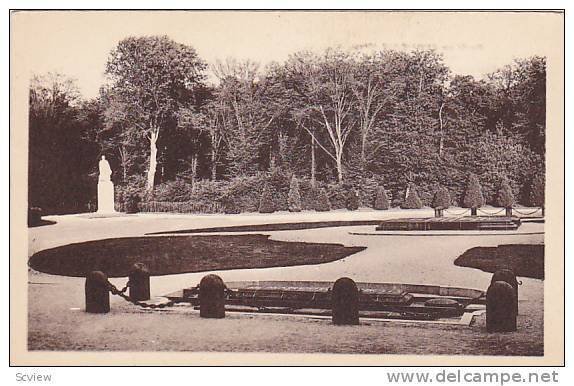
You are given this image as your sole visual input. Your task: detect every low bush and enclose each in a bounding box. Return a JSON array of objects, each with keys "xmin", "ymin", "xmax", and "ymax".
[
  {"xmin": 401, "ymin": 183, "xmax": 423, "ymax": 209},
  {"xmin": 496, "ymin": 178, "xmax": 515, "ymax": 208},
  {"xmin": 325, "ymin": 183, "xmax": 348, "ymax": 210},
  {"xmin": 139, "ymin": 200, "xmax": 223, "ymax": 214},
  {"xmin": 221, "ymin": 194, "xmax": 240, "ymax": 214},
  {"xmin": 297, "ymin": 179, "xmax": 320, "ymax": 211},
  {"xmin": 373, "ymin": 186, "xmax": 390, "ymax": 210},
  {"xmin": 153, "ymin": 179, "xmax": 194, "ymax": 202},
  {"xmin": 346, "ymin": 189, "xmax": 360, "ymax": 210},
  {"xmin": 315, "ymin": 188, "xmax": 331, "ymax": 212},
  {"xmin": 288, "ymin": 176, "xmax": 302, "ymax": 212},
  {"xmin": 259, "ymin": 184, "xmax": 275, "ymax": 213},
  {"xmin": 527, "ymin": 174, "xmax": 545, "ymax": 207},
  {"xmin": 462, "ymin": 173, "xmax": 485, "ymax": 209},
  {"xmin": 432, "ymin": 186, "xmax": 451, "ymax": 210},
  {"xmin": 124, "ymin": 193, "xmax": 141, "ymax": 214}
]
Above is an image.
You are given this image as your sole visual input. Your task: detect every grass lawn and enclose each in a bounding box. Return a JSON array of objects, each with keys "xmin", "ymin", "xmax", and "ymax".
[
  {"xmin": 454, "ymin": 244, "xmax": 544, "ymax": 279},
  {"xmin": 28, "ymin": 234, "xmax": 366, "ymax": 278}
]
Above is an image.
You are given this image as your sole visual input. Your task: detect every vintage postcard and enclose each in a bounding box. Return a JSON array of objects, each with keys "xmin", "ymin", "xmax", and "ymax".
[{"xmin": 9, "ymin": 10, "xmax": 564, "ymax": 366}]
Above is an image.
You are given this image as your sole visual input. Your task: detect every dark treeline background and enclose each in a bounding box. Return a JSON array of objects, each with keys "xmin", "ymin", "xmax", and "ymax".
[{"xmin": 28, "ymin": 36, "xmax": 545, "ymax": 214}]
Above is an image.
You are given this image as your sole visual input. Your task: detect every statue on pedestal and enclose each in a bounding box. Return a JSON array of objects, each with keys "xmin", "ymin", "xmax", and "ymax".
[
  {"xmin": 99, "ymin": 155, "xmax": 112, "ymax": 181},
  {"xmin": 97, "ymin": 155, "xmax": 115, "ymax": 213}
]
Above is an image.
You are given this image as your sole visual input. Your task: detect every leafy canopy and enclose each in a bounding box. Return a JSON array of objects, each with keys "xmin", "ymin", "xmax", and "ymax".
[{"xmin": 105, "ymin": 35, "xmax": 207, "ymax": 134}]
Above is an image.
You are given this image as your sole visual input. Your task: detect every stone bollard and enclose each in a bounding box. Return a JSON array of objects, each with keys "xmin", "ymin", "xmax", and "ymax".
[
  {"xmin": 85, "ymin": 271, "xmax": 110, "ymax": 313},
  {"xmin": 331, "ymin": 277, "xmax": 360, "ymax": 325},
  {"xmin": 491, "ymin": 269, "xmax": 519, "ymax": 314},
  {"xmin": 486, "ymin": 281, "xmax": 517, "ymax": 332},
  {"xmin": 199, "ymin": 274, "xmax": 226, "ymax": 318},
  {"xmin": 129, "ymin": 262, "xmax": 150, "ymax": 301}
]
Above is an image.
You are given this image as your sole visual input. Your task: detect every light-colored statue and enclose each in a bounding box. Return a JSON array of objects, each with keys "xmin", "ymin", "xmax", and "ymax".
[
  {"xmin": 98, "ymin": 155, "xmax": 112, "ymax": 181},
  {"xmin": 97, "ymin": 155, "xmax": 115, "ymax": 213}
]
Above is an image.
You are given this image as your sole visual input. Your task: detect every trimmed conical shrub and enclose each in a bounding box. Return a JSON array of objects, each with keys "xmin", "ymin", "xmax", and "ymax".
[
  {"xmin": 432, "ymin": 187, "xmax": 451, "ymax": 209},
  {"xmin": 496, "ymin": 178, "xmax": 515, "ymax": 208},
  {"xmin": 432, "ymin": 186, "xmax": 450, "ymax": 217},
  {"xmin": 258, "ymin": 184, "xmax": 275, "ymax": 213},
  {"xmin": 314, "ymin": 188, "xmax": 331, "ymax": 212},
  {"xmin": 288, "ymin": 176, "xmax": 302, "ymax": 212},
  {"xmin": 401, "ymin": 183, "xmax": 422, "ymax": 209},
  {"xmin": 528, "ymin": 174, "xmax": 545, "ymax": 207},
  {"xmin": 373, "ymin": 186, "xmax": 390, "ymax": 210},
  {"xmin": 462, "ymin": 174, "xmax": 485, "ymax": 211},
  {"xmin": 346, "ymin": 189, "xmax": 359, "ymax": 211}
]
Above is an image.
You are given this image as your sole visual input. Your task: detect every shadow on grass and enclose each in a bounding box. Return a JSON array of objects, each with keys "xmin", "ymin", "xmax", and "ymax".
[
  {"xmin": 454, "ymin": 244, "xmax": 544, "ymax": 279},
  {"xmin": 28, "ymin": 234, "xmax": 366, "ymax": 278},
  {"xmin": 147, "ymin": 220, "xmax": 382, "ymax": 235}
]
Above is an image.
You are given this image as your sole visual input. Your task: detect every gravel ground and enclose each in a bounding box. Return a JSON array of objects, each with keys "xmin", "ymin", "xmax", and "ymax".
[{"xmin": 27, "ymin": 209, "xmax": 544, "ymax": 356}]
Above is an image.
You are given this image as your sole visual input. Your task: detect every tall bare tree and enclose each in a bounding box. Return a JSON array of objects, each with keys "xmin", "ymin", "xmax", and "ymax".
[{"xmin": 284, "ymin": 50, "xmax": 357, "ymax": 183}]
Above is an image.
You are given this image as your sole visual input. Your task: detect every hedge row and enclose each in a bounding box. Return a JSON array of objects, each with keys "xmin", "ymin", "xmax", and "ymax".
[{"xmin": 117, "ymin": 171, "xmax": 544, "ymax": 214}]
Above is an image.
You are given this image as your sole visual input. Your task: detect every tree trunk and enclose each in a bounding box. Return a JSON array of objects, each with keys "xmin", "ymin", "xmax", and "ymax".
[
  {"xmin": 471, "ymin": 208, "xmax": 477, "ymax": 216},
  {"xmin": 438, "ymin": 102, "xmax": 445, "ymax": 158},
  {"xmin": 361, "ymin": 132, "xmax": 367, "ymax": 169},
  {"xmin": 310, "ymin": 134, "xmax": 316, "ymax": 187},
  {"xmin": 211, "ymin": 150, "xmax": 217, "ymax": 181},
  {"xmin": 119, "ymin": 145, "xmax": 128, "ymax": 183},
  {"xmin": 146, "ymin": 131, "xmax": 158, "ymax": 192},
  {"xmin": 191, "ymin": 154, "xmax": 198, "ymax": 185},
  {"xmin": 336, "ymin": 154, "xmax": 343, "ymax": 183},
  {"xmin": 506, "ymin": 207, "xmax": 513, "ymax": 217}
]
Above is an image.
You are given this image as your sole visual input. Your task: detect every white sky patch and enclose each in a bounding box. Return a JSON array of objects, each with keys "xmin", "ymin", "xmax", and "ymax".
[{"xmin": 13, "ymin": 11, "xmax": 561, "ymax": 98}]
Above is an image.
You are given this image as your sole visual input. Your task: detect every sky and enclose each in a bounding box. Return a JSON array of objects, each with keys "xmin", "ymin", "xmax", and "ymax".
[{"xmin": 12, "ymin": 11, "xmax": 563, "ymax": 99}]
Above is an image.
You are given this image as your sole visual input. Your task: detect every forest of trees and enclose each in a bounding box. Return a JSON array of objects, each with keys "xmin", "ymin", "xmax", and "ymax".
[{"xmin": 28, "ymin": 35, "xmax": 546, "ymax": 215}]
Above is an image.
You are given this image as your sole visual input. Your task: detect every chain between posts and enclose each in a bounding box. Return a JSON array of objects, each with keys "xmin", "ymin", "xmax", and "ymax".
[
  {"xmin": 512, "ymin": 207, "xmax": 542, "ymax": 216},
  {"xmin": 477, "ymin": 208, "xmax": 507, "ymax": 215},
  {"xmin": 106, "ymin": 281, "xmax": 234, "ymax": 309},
  {"xmin": 107, "ymin": 280, "xmax": 178, "ymax": 309},
  {"xmin": 444, "ymin": 208, "xmax": 470, "ymax": 216}
]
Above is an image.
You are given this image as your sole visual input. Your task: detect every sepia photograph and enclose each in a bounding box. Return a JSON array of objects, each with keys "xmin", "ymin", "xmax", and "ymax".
[{"xmin": 9, "ymin": 10, "xmax": 564, "ymax": 366}]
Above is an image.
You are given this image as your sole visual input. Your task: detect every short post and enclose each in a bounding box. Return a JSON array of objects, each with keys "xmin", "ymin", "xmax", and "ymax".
[
  {"xmin": 491, "ymin": 269, "xmax": 519, "ymax": 314},
  {"xmin": 331, "ymin": 277, "xmax": 359, "ymax": 325},
  {"xmin": 471, "ymin": 207, "xmax": 477, "ymax": 216},
  {"xmin": 506, "ymin": 207, "xmax": 513, "ymax": 217},
  {"xmin": 85, "ymin": 271, "xmax": 110, "ymax": 313},
  {"xmin": 199, "ymin": 274, "xmax": 226, "ymax": 318},
  {"xmin": 486, "ymin": 281, "xmax": 517, "ymax": 332},
  {"xmin": 129, "ymin": 262, "xmax": 150, "ymax": 301}
]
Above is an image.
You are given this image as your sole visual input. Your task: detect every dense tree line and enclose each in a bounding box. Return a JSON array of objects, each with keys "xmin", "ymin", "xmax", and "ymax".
[{"xmin": 28, "ymin": 36, "xmax": 546, "ymax": 214}]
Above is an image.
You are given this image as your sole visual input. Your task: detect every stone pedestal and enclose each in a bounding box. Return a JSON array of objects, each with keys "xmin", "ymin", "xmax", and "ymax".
[{"xmin": 97, "ymin": 179, "xmax": 115, "ymax": 213}]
